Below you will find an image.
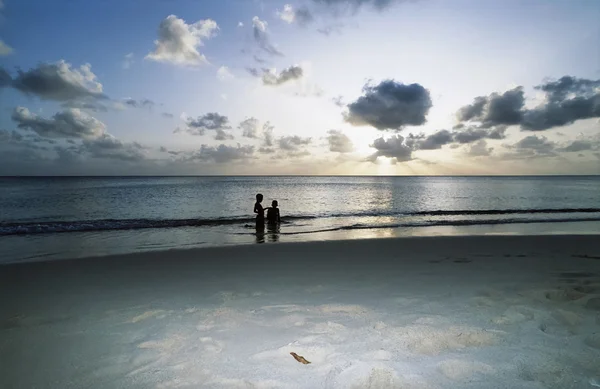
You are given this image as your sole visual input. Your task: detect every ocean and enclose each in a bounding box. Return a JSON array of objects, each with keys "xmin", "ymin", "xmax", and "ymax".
[{"xmin": 1, "ymin": 176, "xmax": 599, "ymax": 263}]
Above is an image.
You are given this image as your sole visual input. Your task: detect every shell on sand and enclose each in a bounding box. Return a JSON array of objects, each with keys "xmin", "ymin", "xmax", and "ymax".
[{"xmin": 290, "ymin": 352, "xmax": 311, "ymax": 364}]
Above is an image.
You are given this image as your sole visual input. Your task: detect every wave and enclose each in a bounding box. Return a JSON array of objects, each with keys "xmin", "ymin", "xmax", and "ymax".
[
  {"xmin": 1, "ymin": 208, "xmax": 599, "ymax": 237},
  {"xmin": 275, "ymin": 217, "xmax": 600, "ymax": 236},
  {"xmin": 0, "ymin": 215, "xmax": 315, "ymax": 236},
  {"xmin": 411, "ymin": 208, "xmax": 600, "ymax": 216}
]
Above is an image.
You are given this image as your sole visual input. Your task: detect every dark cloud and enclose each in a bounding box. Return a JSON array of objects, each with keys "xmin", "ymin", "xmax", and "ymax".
[
  {"xmin": 451, "ymin": 126, "xmax": 507, "ymax": 144},
  {"xmin": 262, "ymin": 65, "xmax": 304, "ymax": 86},
  {"xmin": 327, "ymin": 130, "xmax": 353, "ymax": 153},
  {"xmin": 239, "ymin": 117, "xmax": 260, "ymax": 138},
  {"xmin": 369, "ymin": 135, "xmax": 413, "ymax": 162},
  {"xmin": 456, "ymin": 76, "xmax": 600, "ymax": 132},
  {"xmin": 345, "ymin": 80, "xmax": 432, "ymax": 130},
  {"xmin": 191, "ymin": 144, "xmax": 255, "ymax": 163},
  {"xmin": 311, "ymin": 0, "xmax": 406, "ymax": 12},
  {"xmin": 246, "ymin": 67, "xmax": 262, "ymax": 77},
  {"xmin": 508, "ymin": 135, "xmax": 557, "ymax": 156},
  {"xmin": 537, "ymin": 76, "xmax": 600, "ymax": 103},
  {"xmin": 123, "ymin": 98, "xmax": 155, "ymax": 109},
  {"xmin": 252, "ymin": 16, "xmax": 284, "ymax": 56},
  {"xmin": 162, "ymin": 112, "xmax": 174, "ymax": 118},
  {"xmin": 412, "ymin": 129, "xmax": 453, "ymax": 150},
  {"xmin": 215, "ymin": 129, "xmax": 234, "ymax": 141},
  {"xmin": 558, "ymin": 140, "xmax": 594, "ymax": 152},
  {"xmin": 0, "ymin": 66, "xmax": 12, "ymax": 87},
  {"xmin": 81, "ymin": 134, "xmax": 145, "ymax": 162},
  {"xmin": 456, "ymin": 87, "xmax": 525, "ymax": 128},
  {"xmin": 278, "ymin": 135, "xmax": 312, "ymax": 151},
  {"xmin": 179, "ymin": 113, "xmax": 232, "ymax": 137},
  {"xmin": 295, "ymin": 7, "xmax": 315, "ymax": 26},
  {"xmin": 1, "ymin": 61, "xmax": 107, "ymax": 102},
  {"xmin": 521, "ymin": 95, "xmax": 600, "ymax": 131},
  {"xmin": 11, "ymin": 106, "xmax": 106, "ymax": 139}
]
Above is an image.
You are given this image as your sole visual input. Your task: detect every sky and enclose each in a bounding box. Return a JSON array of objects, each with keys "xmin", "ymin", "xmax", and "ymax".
[{"xmin": 0, "ymin": 0, "xmax": 599, "ymax": 176}]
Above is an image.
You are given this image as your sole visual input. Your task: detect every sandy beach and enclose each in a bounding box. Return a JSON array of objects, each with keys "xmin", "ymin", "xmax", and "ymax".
[{"xmin": 1, "ymin": 235, "xmax": 600, "ymax": 388}]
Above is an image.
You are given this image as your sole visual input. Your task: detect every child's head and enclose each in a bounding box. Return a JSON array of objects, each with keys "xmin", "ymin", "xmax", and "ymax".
[
  {"xmin": 272, "ymin": 200, "xmax": 278, "ymax": 208},
  {"xmin": 256, "ymin": 193, "xmax": 263, "ymax": 202}
]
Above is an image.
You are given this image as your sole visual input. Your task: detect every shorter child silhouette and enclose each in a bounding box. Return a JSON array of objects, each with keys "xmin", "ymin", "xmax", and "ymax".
[{"xmin": 266, "ymin": 200, "xmax": 281, "ymax": 225}]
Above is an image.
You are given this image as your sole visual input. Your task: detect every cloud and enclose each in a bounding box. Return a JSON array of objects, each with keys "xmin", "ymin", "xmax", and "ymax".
[
  {"xmin": 456, "ymin": 87, "xmax": 525, "ymax": 128},
  {"xmin": 411, "ymin": 129, "xmax": 453, "ymax": 150},
  {"xmin": 277, "ymin": 4, "xmax": 296, "ymax": 23},
  {"xmin": 317, "ymin": 24, "xmax": 344, "ymax": 35},
  {"xmin": 451, "ymin": 126, "xmax": 507, "ymax": 144},
  {"xmin": 162, "ymin": 112, "xmax": 174, "ymax": 118},
  {"xmin": 239, "ymin": 117, "xmax": 260, "ymax": 138},
  {"xmin": 369, "ymin": 135, "xmax": 414, "ymax": 162},
  {"xmin": 310, "ymin": 0, "xmax": 413, "ymax": 16},
  {"xmin": 81, "ymin": 134, "xmax": 145, "ymax": 162},
  {"xmin": 278, "ymin": 135, "xmax": 312, "ymax": 151},
  {"xmin": 61, "ymin": 100, "xmax": 110, "ymax": 113},
  {"xmin": 253, "ymin": 55, "xmax": 267, "ymax": 64},
  {"xmin": 246, "ymin": 67, "xmax": 262, "ymax": 77},
  {"xmin": 123, "ymin": 98, "xmax": 155, "ymax": 109},
  {"xmin": 557, "ymin": 140, "xmax": 595, "ymax": 152},
  {"xmin": 262, "ymin": 65, "xmax": 304, "ymax": 86},
  {"xmin": 238, "ymin": 22, "xmax": 244, "ymax": 27},
  {"xmin": 252, "ymin": 16, "xmax": 284, "ymax": 56},
  {"xmin": 277, "ymin": 4, "xmax": 314, "ymax": 26},
  {"xmin": 456, "ymin": 76, "xmax": 600, "ymax": 132},
  {"xmin": 332, "ymin": 96, "xmax": 345, "ymax": 107},
  {"xmin": 327, "ymin": 130, "xmax": 353, "ymax": 153},
  {"xmin": 522, "ymin": 76, "xmax": 600, "ymax": 131},
  {"xmin": 263, "ymin": 122, "xmax": 275, "ymax": 146},
  {"xmin": 217, "ymin": 66, "xmax": 234, "ymax": 81},
  {"xmin": 179, "ymin": 112, "xmax": 233, "ymax": 140},
  {"xmin": 122, "ymin": 53, "xmax": 134, "ymax": 69},
  {"xmin": 146, "ymin": 15, "xmax": 219, "ymax": 66},
  {"xmin": 345, "ymin": 80, "xmax": 432, "ymax": 130},
  {"xmin": 11, "ymin": 107, "xmax": 106, "ymax": 139},
  {"xmin": 215, "ymin": 129, "xmax": 234, "ymax": 141},
  {"xmin": 2, "ymin": 61, "xmax": 106, "ymax": 102},
  {"xmin": 190, "ymin": 144, "xmax": 255, "ymax": 163},
  {"xmin": 0, "ymin": 39, "xmax": 13, "ymax": 56},
  {"xmin": 508, "ymin": 135, "xmax": 557, "ymax": 156},
  {"xmin": 467, "ymin": 140, "xmax": 493, "ymax": 157}
]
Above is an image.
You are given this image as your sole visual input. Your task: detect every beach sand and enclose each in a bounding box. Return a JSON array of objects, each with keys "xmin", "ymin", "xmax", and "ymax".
[{"xmin": 1, "ymin": 235, "xmax": 600, "ymax": 388}]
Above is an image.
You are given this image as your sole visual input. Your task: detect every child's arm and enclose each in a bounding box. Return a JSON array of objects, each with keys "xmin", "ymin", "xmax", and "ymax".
[{"xmin": 277, "ymin": 209, "xmax": 281, "ymax": 223}]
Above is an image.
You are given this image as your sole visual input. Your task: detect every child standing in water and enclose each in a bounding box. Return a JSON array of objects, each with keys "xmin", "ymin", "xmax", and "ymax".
[
  {"xmin": 254, "ymin": 193, "xmax": 266, "ymax": 231},
  {"xmin": 266, "ymin": 200, "xmax": 281, "ymax": 225}
]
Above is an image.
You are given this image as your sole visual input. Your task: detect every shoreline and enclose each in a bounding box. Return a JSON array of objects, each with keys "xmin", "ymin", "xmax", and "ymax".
[
  {"xmin": 2, "ymin": 221, "xmax": 600, "ymax": 265},
  {"xmin": 1, "ymin": 232, "xmax": 599, "ymax": 268}
]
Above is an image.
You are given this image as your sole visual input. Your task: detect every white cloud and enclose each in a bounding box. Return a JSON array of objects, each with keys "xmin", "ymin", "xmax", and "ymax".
[
  {"xmin": 146, "ymin": 15, "xmax": 219, "ymax": 67},
  {"xmin": 122, "ymin": 53, "xmax": 134, "ymax": 69},
  {"xmin": 217, "ymin": 66, "xmax": 234, "ymax": 81},
  {"xmin": 238, "ymin": 22, "xmax": 244, "ymax": 27},
  {"xmin": 277, "ymin": 4, "xmax": 296, "ymax": 23},
  {"xmin": 0, "ymin": 40, "xmax": 13, "ymax": 56}
]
